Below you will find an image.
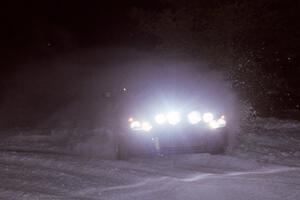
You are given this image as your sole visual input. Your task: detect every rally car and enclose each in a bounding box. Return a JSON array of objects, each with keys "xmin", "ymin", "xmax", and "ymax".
[{"xmin": 116, "ymin": 104, "xmax": 228, "ymax": 159}]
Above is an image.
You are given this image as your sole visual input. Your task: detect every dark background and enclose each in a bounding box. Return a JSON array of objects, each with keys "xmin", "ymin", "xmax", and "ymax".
[{"xmin": 0, "ymin": 0, "xmax": 299, "ymax": 128}]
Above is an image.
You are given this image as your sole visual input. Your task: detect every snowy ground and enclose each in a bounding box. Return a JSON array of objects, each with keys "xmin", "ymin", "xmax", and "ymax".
[{"xmin": 0, "ymin": 118, "xmax": 300, "ymax": 200}]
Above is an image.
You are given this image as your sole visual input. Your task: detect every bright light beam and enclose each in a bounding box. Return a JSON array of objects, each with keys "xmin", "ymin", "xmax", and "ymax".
[
  {"xmin": 167, "ymin": 112, "xmax": 181, "ymax": 125},
  {"xmin": 187, "ymin": 111, "xmax": 202, "ymax": 124}
]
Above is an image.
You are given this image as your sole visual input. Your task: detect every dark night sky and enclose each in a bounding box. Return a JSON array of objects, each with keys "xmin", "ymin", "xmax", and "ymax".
[
  {"xmin": 1, "ymin": 1, "xmax": 135, "ymax": 63},
  {"xmin": 0, "ymin": 1, "xmax": 164, "ymax": 49},
  {"xmin": 1, "ymin": 0, "xmax": 298, "ymax": 64},
  {"xmin": 0, "ymin": 0, "xmax": 298, "ymax": 78},
  {"xmin": 0, "ymin": 0, "xmax": 179, "ymax": 84}
]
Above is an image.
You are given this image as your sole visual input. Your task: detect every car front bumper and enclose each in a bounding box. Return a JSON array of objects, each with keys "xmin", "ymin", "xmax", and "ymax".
[{"xmin": 119, "ymin": 126, "xmax": 228, "ymax": 155}]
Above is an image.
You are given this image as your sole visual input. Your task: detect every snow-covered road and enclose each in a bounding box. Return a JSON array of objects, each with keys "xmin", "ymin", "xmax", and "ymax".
[
  {"xmin": 1, "ymin": 117, "xmax": 300, "ymax": 200},
  {"xmin": 0, "ymin": 151, "xmax": 299, "ymax": 200}
]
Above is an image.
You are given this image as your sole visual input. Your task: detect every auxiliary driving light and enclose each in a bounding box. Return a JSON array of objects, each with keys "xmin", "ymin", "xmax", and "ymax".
[
  {"xmin": 203, "ymin": 112, "xmax": 214, "ymax": 123},
  {"xmin": 167, "ymin": 112, "xmax": 181, "ymax": 125},
  {"xmin": 187, "ymin": 111, "xmax": 202, "ymax": 124}
]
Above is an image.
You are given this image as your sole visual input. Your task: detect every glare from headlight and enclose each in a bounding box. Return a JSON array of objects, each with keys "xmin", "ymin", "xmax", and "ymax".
[
  {"xmin": 142, "ymin": 122, "xmax": 152, "ymax": 131},
  {"xmin": 155, "ymin": 113, "xmax": 166, "ymax": 124},
  {"xmin": 203, "ymin": 112, "xmax": 214, "ymax": 123},
  {"xmin": 187, "ymin": 111, "xmax": 202, "ymax": 124},
  {"xmin": 167, "ymin": 111, "xmax": 181, "ymax": 125},
  {"xmin": 130, "ymin": 121, "xmax": 141, "ymax": 129},
  {"xmin": 209, "ymin": 120, "xmax": 220, "ymax": 129}
]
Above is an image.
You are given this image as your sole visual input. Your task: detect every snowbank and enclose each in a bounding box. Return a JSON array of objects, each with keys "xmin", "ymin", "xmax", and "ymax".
[
  {"xmin": 234, "ymin": 117, "xmax": 300, "ymax": 166},
  {"xmin": 254, "ymin": 117, "xmax": 300, "ymax": 130}
]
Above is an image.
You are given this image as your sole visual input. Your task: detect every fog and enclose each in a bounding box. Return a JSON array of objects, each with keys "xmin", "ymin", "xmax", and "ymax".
[{"xmin": 0, "ymin": 47, "xmax": 242, "ymax": 139}]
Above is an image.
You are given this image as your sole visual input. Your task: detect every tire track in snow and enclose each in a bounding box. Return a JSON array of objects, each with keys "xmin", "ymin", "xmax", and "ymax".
[
  {"xmin": 179, "ymin": 166, "xmax": 298, "ymax": 182},
  {"xmin": 75, "ymin": 166, "xmax": 298, "ymax": 198}
]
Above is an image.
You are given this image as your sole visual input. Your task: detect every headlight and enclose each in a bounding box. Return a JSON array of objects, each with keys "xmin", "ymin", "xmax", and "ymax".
[
  {"xmin": 203, "ymin": 112, "xmax": 214, "ymax": 123},
  {"xmin": 130, "ymin": 121, "xmax": 141, "ymax": 129},
  {"xmin": 209, "ymin": 116, "xmax": 226, "ymax": 129},
  {"xmin": 130, "ymin": 120, "xmax": 152, "ymax": 132},
  {"xmin": 166, "ymin": 112, "xmax": 181, "ymax": 125},
  {"xmin": 209, "ymin": 120, "xmax": 220, "ymax": 129},
  {"xmin": 217, "ymin": 117, "xmax": 226, "ymax": 126},
  {"xmin": 154, "ymin": 113, "xmax": 166, "ymax": 124},
  {"xmin": 187, "ymin": 111, "xmax": 202, "ymax": 124}
]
